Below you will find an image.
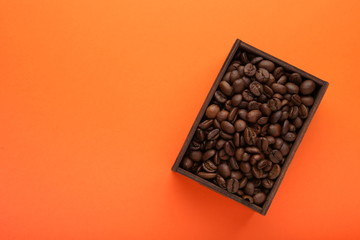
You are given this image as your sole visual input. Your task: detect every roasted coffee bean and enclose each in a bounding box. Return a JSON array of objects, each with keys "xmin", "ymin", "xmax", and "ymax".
[
  {"xmin": 268, "ymin": 98, "xmax": 282, "ymax": 111},
  {"xmin": 240, "ymin": 162, "xmax": 251, "ymax": 173},
  {"xmin": 300, "ymin": 79, "xmax": 316, "ymax": 95},
  {"xmin": 289, "ymin": 73, "xmax": 302, "ymax": 85},
  {"xmin": 245, "ymin": 146, "xmax": 261, "ymax": 154},
  {"xmin": 266, "ymin": 135, "xmax": 276, "ymax": 145},
  {"xmin": 205, "ymin": 140, "xmax": 215, "ymax": 150},
  {"xmin": 195, "ymin": 128, "xmax": 205, "ymax": 142},
  {"xmin": 216, "ymin": 139, "xmax": 226, "ymax": 149},
  {"xmin": 277, "ymin": 75, "xmax": 287, "ymax": 85},
  {"xmin": 262, "ymin": 178, "xmax": 274, "ymax": 189},
  {"xmin": 269, "ymin": 149, "xmax": 283, "ymax": 163},
  {"xmin": 251, "ymin": 56, "xmax": 263, "ymax": 64},
  {"xmin": 263, "ymin": 85, "xmax": 274, "ymax": 98},
  {"xmin": 189, "ymin": 151, "xmax": 202, "ymax": 161},
  {"xmin": 213, "ymin": 152, "xmax": 220, "ymax": 165},
  {"xmin": 291, "ymin": 94, "xmax": 302, "ymax": 106},
  {"xmin": 243, "ymin": 195, "xmax": 254, "ymax": 203},
  {"xmin": 270, "ymin": 110, "xmax": 282, "ymax": 123},
  {"xmin": 198, "ymin": 172, "xmax": 217, "ymax": 179},
  {"xmin": 181, "ymin": 157, "xmax": 193, "ymax": 169},
  {"xmin": 189, "ymin": 140, "xmax": 201, "ymax": 150},
  {"xmin": 244, "ymin": 63, "xmax": 256, "ymax": 76},
  {"xmin": 281, "ymin": 110, "xmax": 289, "ymax": 121},
  {"xmin": 218, "ymin": 163, "xmax": 231, "ymax": 178},
  {"xmin": 268, "ymin": 124, "xmax": 282, "ymax": 137},
  {"xmin": 268, "ymin": 164, "xmax": 281, "ymax": 179},
  {"xmin": 199, "ymin": 119, "xmax": 213, "ymax": 130},
  {"xmin": 248, "ymin": 101, "xmax": 261, "ymax": 110},
  {"xmin": 253, "ymin": 192, "xmax": 266, "ymax": 205},
  {"xmin": 233, "ymin": 133, "xmax": 241, "ymax": 147},
  {"xmin": 231, "ymin": 171, "xmax": 243, "ymax": 179},
  {"xmin": 219, "ymin": 149, "xmax": 229, "ymax": 160},
  {"xmin": 216, "ymin": 175, "xmax": 227, "ymax": 188},
  {"xmin": 301, "ymin": 96, "xmax": 314, "ymax": 106},
  {"xmin": 289, "ymin": 124, "xmax": 296, "ymax": 132},
  {"xmin": 271, "ymin": 83, "xmax": 287, "ymax": 94},
  {"xmin": 233, "ymin": 120, "xmax": 246, "ymax": 133},
  {"xmin": 258, "ymin": 60, "xmax": 275, "ymax": 72},
  {"xmin": 257, "ymin": 117, "xmax": 269, "ymax": 125},
  {"xmin": 207, "ymin": 129, "xmax": 220, "ymax": 140},
  {"xmin": 260, "ymin": 103, "xmax": 272, "ymax": 116},
  {"xmin": 227, "ymin": 61, "xmax": 241, "ymax": 72},
  {"xmin": 252, "ymin": 167, "xmax": 264, "ymax": 179},
  {"xmin": 285, "ymin": 82, "xmax": 299, "ymax": 94},
  {"xmin": 257, "ymin": 159, "xmax": 270, "ymax": 170},
  {"xmin": 244, "ymin": 127, "xmax": 257, "ymax": 145},
  {"xmin": 240, "ymin": 52, "xmax": 250, "ymax": 64},
  {"xmin": 227, "ymin": 178, "xmax": 240, "ymax": 193},
  {"xmin": 213, "ymin": 119, "xmax": 221, "ymax": 129},
  {"xmin": 242, "ymin": 89, "xmax": 254, "ymax": 101},
  {"xmin": 274, "ymin": 137, "xmax": 284, "ymax": 149},
  {"xmin": 216, "ymin": 110, "xmax": 229, "ymax": 122},
  {"xmin": 256, "ymin": 137, "xmax": 269, "ymax": 152},
  {"xmin": 202, "ymin": 160, "xmax": 217, "ymax": 172},
  {"xmin": 235, "ymin": 148, "xmax": 245, "ymax": 161},
  {"xmin": 280, "ymin": 142, "xmax": 290, "ymax": 156},
  {"xmin": 250, "ymin": 154, "xmax": 263, "ymax": 165},
  {"xmin": 214, "ymin": 91, "xmax": 227, "ymax": 103},
  {"xmin": 293, "ymin": 117, "xmax": 303, "ymax": 129},
  {"xmin": 221, "ymin": 121, "xmax": 235, "ymax": 134},
  {"xmin": 273, "ymin": 66, "xmax": 284, "ymax": 79},
  {"xmin": 237, "ymin": 190, "xmax": 245, "ymax": 196},
  {"xmin": 239, "ymin": 177, "xmax": 248, "ymax": 189},
  {"xmin": 282, "ymin": 120, "xmax": 290, "ymax": 135},
  {"xmin": 255, "ymin": 68, "xmax": 270, "ymax": 83},
  {"xmin": 231, "ymin": 94, "xmax": 242, "ymax": 106},
  {"xmin": 202, "ymin": 149, "xmax": 216, "ymax": 161},
  {"xmin": 205, "ymin": 104, "xmax": 220, "ymax": 118},
  {"xmin": 224, "ymin": 100, "xmax": 232, "ymax": 111},
  {"xmin": 233, "ymin": 79, "xmax": 246, "ymax": 93},
  {"xmin": 299, "ymin": 104, "xmax": 309, "ymax": 119},
  {"xmin": 244, "ymin": 182, "xmax": 255, "ymax": 195},
  {"xmin": 219, "ymin": 81, "xmax": 233, "ymax": 96},
  {"xmin": 220, "ymin": 131, "xmax": 233, "ymax": 140},
  {"xmin": 249, "ymin": 81, "xmax": 263, "ymax": 96},
  {"xmin": 238, "ymin": 109, "xmax": 248, "ymax": 120},
  {"xmin": 283, "ymin": 132, "xmax": 297, "ymax": 142},
  {"xmin": 289, "ymin": 106, "xmax": 299, "ymax": 119},
  {"xmin": 247, "ymin": 110, "xmax": 262, "ymax": 123},
  {"xmin": 228, "ymin": 107, "xmax": 239, "ymax": 122},
  {"xmin": 224, "ymin": 141, "xmax": 235, "ymax": 156}
]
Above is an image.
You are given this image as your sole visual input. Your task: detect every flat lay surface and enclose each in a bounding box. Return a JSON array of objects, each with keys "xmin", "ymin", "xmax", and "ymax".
[{"xmin": 0, "ymin": 0, "xmax": 360, "ymax": 239}]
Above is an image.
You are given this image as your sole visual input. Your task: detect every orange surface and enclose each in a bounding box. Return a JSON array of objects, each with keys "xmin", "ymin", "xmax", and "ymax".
[{"xmin": 0, "ymin": 0, "xmax": 360, "ymax": 239}]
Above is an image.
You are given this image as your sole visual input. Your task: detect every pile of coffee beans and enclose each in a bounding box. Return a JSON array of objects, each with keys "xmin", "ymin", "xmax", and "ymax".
[{"xmin": 181, "ymin": 50, "xmax": 318, "ymax": 207}]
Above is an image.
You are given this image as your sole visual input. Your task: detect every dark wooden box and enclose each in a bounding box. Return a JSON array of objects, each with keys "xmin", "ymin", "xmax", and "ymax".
[{"xmin": 171, "ymin": 39, "xmax": 328, "ymax": 215}]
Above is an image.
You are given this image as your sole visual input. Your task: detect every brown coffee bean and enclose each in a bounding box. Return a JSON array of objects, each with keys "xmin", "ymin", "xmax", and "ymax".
[
  {"xmin": 253, "ymin": 192, "xmax": 266, "ymax": 205},
  {"xmin": 301, "ymin": 96, "xmax": 314, "ymax": 106},
  {"xmin": 216, "ymin": 110, "xmax": 229, "ymax": 122},
  {"xmin": 289, "ymin": 106, "xmax": 299, "ymax": 119},
  {"xmin": 247, "ymin": 110, "xmax": 262, "ymax": 123},
  {"xmin": 239, "ymin": 177, "xmax": 248, "ymax": 189},
  {"xmin": 243, "ymin": 195, "xmax": 254, "ymax": 203},
  {"xmin": 221, "ymin": 121, "xmax": 235, "ymax": 134},
  {"xmin": 255, "ymin": 68, "xmax": 270, "ymax": 83},
  {"xmin": 280, "ymin": 142, "xmax": 290, "ymax": 156},
  {"xmin": 291, "ymin": 94, "xmax": 302, "ymax": 106},
  {"xmin": 242, "ymin": 89, "xmax": 254, "ymax": 101},
  {"xmin": 205, "ymin": 104, "xmax": 220, "ymax": 118},
  {"xmin": 282, "ymin": 120, "xmax": 290, "ymax": 135},
  {"xmin": 262, "ymin": 179, "xmax": 274, "ymax": 189},
  {"xmin": 258, "ymin": 60, "xmax": 275, "ymax": 72},
  {"xmin": 244, "ymin": 127, "xmax": 257, "ymax": 145},
  {"xmin": 233, "ymin": 79, "xmax": 246, "ymax": 93},
  {"xmin": 260, "ymin": 103, "xmax": 272, "ymax": 116},
  {"xmin": 224, "ymin": 100, "xmax": 232, "ymax": 111},
  {"xmin": 250, "ymin": 154, "xmax": 263, "ymax": 165},
  {"xmin": 233, "ymin": 133, "xmax": 240, "ymax": 147},
  {"xmin": 189, "ymin": 151, "xmax": 202, "ymax": 161},
  {"xmin": 199, "ymin": 119, "xmax": 213, "ymax": 129},
  {"xmin": 266, "ymin": 136, "xmax": 276, "ymax": 145},
  {"xmin": 270, "ymin": 110, "xmax": 282, "ymax": 123},
  {"xmin": 220, "ymin": 131, "xmax": 233, "ymax": 140},
  {"xmin": 283, "ymin": 132, "xmax": 297, "ymax": 142},
  {"xmin": 252, "ymin": 167, "xmax": 264, "ymax": 179},
  {"xmin": 271, "ymin": 83, "xmax": 287, "ymax": 94},
  {"xmin": 215, "ymin": 139, "xmax": 226, "ymax": 150},
  {"xmin": 235, "ymin": 148, "xmax": 245, "ymax": 161},
  {"xmin": 195, "ymin": 128, "xmax": 205, "ymax": 142},
  {"xmin": 248, "ymin": 101, "xmax": 261, "ymax": 110},
  {"xmin": 181, "ymin": 157, "xmax": 193, "ymax": 169},
  {"xmin": 204, "ymin": 140, "xmax": 215, "ymax": 150},
  {"xmin": 219, "ymin": 81, "xmax": 233, "ymax": 96},
  {"xmin": 273, "ymin": 66, "xmax": 284, "ymax": 79},
  {"xmin": 202, "ymin": 149, "xmax": 216, "ymax": 161},
  {"xmin": 257, "ymin": 159, "xmax": 270, "ymax": 170},
  {"xmin": 268, "ymin": 164, "xmax": 281, "ymax": 179},
  {"xmin": 214, "ymin": 91, "xmax": 227, "ymax": 103},
  {"xmin": 226, "ymin": 178, "xmax": 240, "ymax": 193},
  {"xmin": 207, "ymin": 129, "xmax": 220, "ymax": 140},
  {"xmin": 231, "ymin": 94, "xmax": 242, "ymax": 106},
  {"xmin": 189, "ymin": 141, "xmax": 201, "ymax": 150},
  {"xmin": 289, "ymin": 73, "xmax": 302, "ymax": 85},
  {"xmin": 198, "ymin": 172, "xmax": 217, "ymax": 179},
  {"xmin": 218, "ymin": 163, "xmax": 231, "ymax": 178},
  {"xmin": 300, "ymin": 80, "xmax": 316, "ymax": 95},
  {"xmin": 244, "ymin": 182, "xmax": 255, "ymax": 195},
  {"xmin": 257, "ymin": 137, "xmax": 269, "ymax": 152},
  {"xmin": 224, "ymin": 141, "xmax": 235, "ymax": 156},
  {"xmin": 257, "ymin": 117, "xmax": 268, "ymax": 125},
  {"xmin": 277, "ymin": 75, "xmax": 287, "ymax": 85},
  {"xmin": 285, "ymin": 82, "xmax": 299, "ymax": 94},
  {"xmin": 251, "ymin": 56, "xmax": 263, "ymax": 64},
  {"xmin": 234, "ymin": 119, "xmax": 247, "ymax": 132},
  {"xmin": 269, "ymin": 149, "xmax": 283, "ymax": 163},
  {"xmin": 202, "ymin": 160, "xmax": 217, "ymax": 172},
  {"xmin": 231, "ymin": 171, "xmax": 243, "ymax": 179},
  {"xmin": 293, "ymin": 117, "xmax": 303, "ymax": 129},
  {"xmin": 238, "ymin": 109, "xmax": 248, "ymax": 120},
  {"xmin": 213, "ymin": 119, "xmax": 221, "ymax": 129},
  {"xmin": 216, "ymin": 175, "xmax": 226, "ymax": 188},
  {"xmin": 237, "ymin": 190, "xmax": 245, "ymax": 196},
  {"xmin": 268, "ymin": 98, "xmax": 282, "ymax": 111},
  {"xmin": 299, "ymin": 104, "xmax": 309, "ymax": 119},
  {"xmin": 268, "ymin": 124, "xmax": 281, "ymax": 137},
  {"xmin": 240, "ymin": 162, "xmax": 251, "ymax": 173},
  {"xmin": 263, "ymin": 85, "xmax": 274, "ymax": 98},
  {"xmin": 244, "ymin": 63, "xmax": 256, "ymax": 76},
  {"xmin": 228, "ymin": 107, "xmax": 239, "ymax": 122}
]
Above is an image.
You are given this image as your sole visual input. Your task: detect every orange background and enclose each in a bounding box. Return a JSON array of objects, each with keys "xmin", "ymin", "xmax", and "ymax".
[{"xmin": 0, "ymin": 0, "xmax": 360, "ymax": 239}]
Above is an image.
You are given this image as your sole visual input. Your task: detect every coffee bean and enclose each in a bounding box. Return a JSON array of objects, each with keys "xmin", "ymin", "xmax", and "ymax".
[
  {"xmin": 216, "ymin": 110, "xmax": 229, "ymax": 122},
  {"xmin": 244, "ymin": 127, "xmax": 257, "ymax": 145},
  {"xmin": 216, "ymin": 175, "xmax": 226, "ymax": 188},
  {"xmin": 291, "ymin": 94, "xmax": 302, "ymax": 106},
  {"xmin": 240, "ymin": 162, "xmax": 251, "ymax": 173},
  {"xmin": 253, "ymin": 192, "xmax": 266, "ymax": 205},
  {"xmin": 195, "ymin": 128, "xmax": 205, "ymax": 142},
  {"xmin": 289, "ymin": 73, "xmax": 302, "ymax": 85},
  {"xmin": 181, "ymin": 157, "xmax": 193, "ymax": 169},
  {"xmin": 213, "ymin": 119, "xmax": 221, "ymax": 129},
  {"xmin": 257, "ymin": 159, "xmax": 270, "ymax": 170},
  {"xmin": 227, "ymin": 178, "xmax": 240, "ymax": 193},
  {"xmin": 300, "ymin": 80, "xmax": 316, "ymax": 95},
  {"xmin": 282, "ymin": 120, "xmax": 290, "ymax": 135},
  {"xmin": 258, "ymin": 60, "xmax": 275, "ymax": 72},
  {"xmin": 189, "ymin": 151, "xmax": 202, "ymax": 161},
  {"xmin": 280, "ymin": 142, "xmax": 290, "ymax": 156},
  {"xmin": 207, "ymin": 129, "xmax": 220, "ymax": 140},
  {"xmin": 238, "ymin": 109, "xmax": 248, "ymax": 120},
  {"xmin": 247, "ymin": 110, "xmax": 262, "ymax": 123},
  {"xmin": 240, "ymin": 52, "xmax": 249, "ymax": 64},
  {"xmin": 231, "ymin": 94, "xmax": 242, "ymax": 106},
  {"xmin": 221, "ymin": 121, "xmax": 235, "ymax": 134},
  {"xmin": 250, "ymin": 154, "xmax": 263, "ymax": 165},
  {"xmin": 233, "ymin": 133, "xmax": 241, "ymax": 147},
  {"xmin": 229, "ymin": 157, "xmax": 240, "ymax": 170},
  {"xmin": 301, "ymin": 96, "xmax": 314, "ymax": 106},
  {"xmin": 271, "ymin": 83, "xmax": 287, "ymax": 94},
  {"xmin": 269, "ymin": 149, "xmax": 283, "ymax": 163},
  {"xmin": 220, "ymin": 80, "xmax": 233, "ymax": 96},
  {"xmin": 248, "ymin": 101, "xmax": 262, "ymax": 110},
  {"xmin": 224, "ymin": 100, "xmax": 232, "ymax": 111},
  {"xmin": 242, "ymin": 89, "xmax": 254, "ymax": 101},
  {"xmin": 244, "ymin": 63, "xmax": 256, "ymax": 76},
  {"xmin": 199, "ymin": 119, "xmax": 213, "ymax": 129},
  {"xmin": 251, "ymin": 56, "xmax": 263, "ymax": 64},
  {"xmin": 257, "ymin": 117, "xmax": 269, "ymax": 125},
  {"xmin": 233, "ymin": 79, "xmax": 246, "ymax": 93},
  {"xmin": 299, "ymin": 104, "xmax": 309, "ymax": 119},
  {"xmin": 202, "ymin": 160, "xmax": 217, "ymax": 172},
  {"xmin": 215, "ymin": 139, "xmax": 226, "ymax": 150},
  {"xmin": 228, "ymin": 107, "xmax": 239, "ymax": 122},
  {"xmin": 252, "ymin": 167, "xmax": 264, "ymax": 179},
  {"xmin": 270, "ymin": 110, "xmax": 282, "ymax": 123},
  {"xmin": 285, "ymin": 82, "xmax": 299, "ymax": 94},
  {"xmin": 198, "ymin": 172, "xmax": 217, "ymax": 179},
  {"xmin": 293, "ymin": 117, "xmax": 303, "ymax": 129},
  {"xmin": 231, "ymin": 171, "xmax": 243, "ymax": 179},
  {"xmin": 202, "ymin": 149, "xmax": 216, "ymax": 161},
  {"xmin": 220, "ymin": 131, "xmax": 233, "ymax": 140},
  {"xmin": 256, "ymin": 137, "xmax": 269, "ymax": 152},
  {"xmin": 239, "ymin": 177, "xmax": 248, "ymax": 189},
  {"xmin": 205, "ymin": 104, "xmax": 220, "ymax": 118},
  {"xmin": 289, "ymin": 106, "xmax": 299, "ymax": 119},
  {"xmin": 214, "ymin": 91, "xmax": 227, "ymax": 103},
  {"xmin": 268, "ymin": 98, "xmax": 282, "ymax": 111},
  {"xmin": 277, "ymin": 75, "xmax": 287, "ymax": 85},
  {"xmin": 260, "ymin": 103, "xmax": 272, "ymax": 116},
  {"xmin": 273, "ymin": 67, "xmax": 284, "ymax": 79},
  {"xmin": 268, "ymin": 124, "xmax": 282, "ymax": 137},
  {"xmin": 274, "ymin": 137, "xmax": 284, "ymax": 149},
  {"xmin": 268, "ymin": 164, "xmax": 281, "ymax": 179},
  {"xmin": 283, "ymin": 132, "xmax": 296, "ymax": 142},
  {"xmin": 249, "ymin": 81, "xmax": 264, "ymax": 96},
  {"xmin": 219, "ymin": 149, "xmax": 229, "ymax": 160},
  {"xmin": 255, "ymin": 68, "xmax": 270, "ymax": 83},
  {"xmin": 189, "ymin": 141, "xmax": 201, "ymax": 150},
  {"xmin": 235, "ymin": 148, "xmax": 245, "ymax": 161},
  {"xmin": 243, "ymin": 195, "xmax": 254, "ymax": 203},
  {"xmin": 234, "ymin": 119, "xmax": 247, "ymax": 132},
  {"xmin": 224, "ymin": 141, "xmax": 235, "ymax": 156},
  {"xmin": 262, "ymin": 179, "xmax": 274, "ymax": 189},
  {"xmin": 244, "ymin": 182, "xmax": 255, "ymax": 195},
  {"xmin": 266, "ymin": 135, "xmax": 276, "ymax": 145},
  {"xmin": 218, "ymin": 163, "xmax": 231, "ymax": 178},
  {"xmin": 237, "ymin": 190, "xmax": 245, "ymax": 196}
]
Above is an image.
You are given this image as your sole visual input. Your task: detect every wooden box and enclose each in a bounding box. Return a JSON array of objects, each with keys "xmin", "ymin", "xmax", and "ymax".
[{"xmin": 171, "ymin": 39, "xmax": 329, "ymax": 215}]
